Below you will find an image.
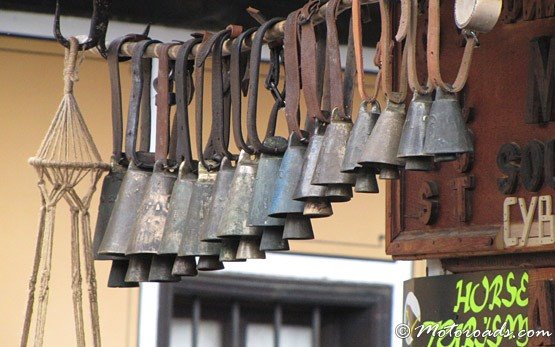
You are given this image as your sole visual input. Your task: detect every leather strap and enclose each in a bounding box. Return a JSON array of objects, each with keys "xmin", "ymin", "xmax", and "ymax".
[
  {"xmin": 231, "ymin": 27, "xmax": 258, "ymax": 154},
  {"xmin": 107, "ymin": 34, "xmax": 148, "ymax": 164},
  {"xmin": 404, "ymin": 0, "xmax": 431, "ymax": 94},
  {"xmin": 155, "ymin": 43, "xmax": 180, "ymax": 164},
  {"xmin": 284, "ymin": 10, "xmax": 305, "ymax": 139},
  {"xmin": 325, "ymin": 0, "xmax": 347, "ymax": 118},
  {"xmin": 175, "ymin": 36, "xmax": 202, "ymax": 171},
  {"xmin": 300, "ymin": 1, "xmax": 327, "ymax": 123},
  {"xmin": 343, "ymin": 21, "xmax": 356, "ymax": 118},
  {"xmin": 427, "ymin": 0, "xmax": 478, "ymax": 93},
  {"xmin": 127, "ymin": 39, "xmax": 161, "ymax": 169},
  {"xmin": 379, "ymin": 0, "xmax": 408, "ymax": 104}
]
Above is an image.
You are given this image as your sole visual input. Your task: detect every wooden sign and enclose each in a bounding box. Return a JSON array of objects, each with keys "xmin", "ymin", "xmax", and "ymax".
[{"xmin": 386, "ymin": 0, "xmax": 555, "ymax": 268}]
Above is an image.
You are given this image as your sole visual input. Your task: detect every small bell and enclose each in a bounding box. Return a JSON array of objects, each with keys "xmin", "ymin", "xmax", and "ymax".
[
  {"xmin": 107, "ymin": 260, "xmax": 139, "ymax": 288},
  {"xmin": 125, "ymin": 254, "xmax": 152, "ymax": 282},
  {"xmin": 219, "ymin": 238, "xmax": 246, "ymax": 262},
  {"xmin": 283, "ymin": 214, "xmax": 314, "ymax": 240},
  {"xmin": 423, "ymin": 88, "xmax": 473, "ymax": 162},
  {"xmin": 260, "ymin": 226, "xmax": 289, "ymax": 251},
  {"xmin": 197, "ymin": 256, "xmax": 224, "ymax": 271},
  {"xmin": 397, "ymin": 93, "xmax": 435, "ymax": 170},
  {"xmin": 303, "ymin": 199, "xmax": 333, "ymax": 218},
  {"xmin": 358, "ymin": 100, "xmax": 406, "ymax": 179},
  {"xmin": 236, "ymin": 237, "xmax": 266, "ymax": 260},
  {"xmin": 148, "ymin": 255, "xmax": 180, "ymax": 282},
  {"xmin": 354, "ymin": 167, "xmax": 380, "ymax": 193},
  {"xmin": 171, "ymin": 256, "xmax": 198, "ymax": 277}
]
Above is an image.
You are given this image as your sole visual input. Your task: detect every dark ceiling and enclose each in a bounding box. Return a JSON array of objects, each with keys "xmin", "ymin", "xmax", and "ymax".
[{"xmin": 0, "ymin": 0, "xmax": 381, "ymax": 46}]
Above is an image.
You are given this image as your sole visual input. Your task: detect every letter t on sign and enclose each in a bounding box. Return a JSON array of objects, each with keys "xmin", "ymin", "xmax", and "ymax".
[{"xmin": 451, "ymin": 175, "xmax": 475, "ymax": 223}]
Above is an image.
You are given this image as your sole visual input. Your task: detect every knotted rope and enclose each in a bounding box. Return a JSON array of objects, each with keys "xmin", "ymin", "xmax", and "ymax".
[{"xmin": 22, "ymin": 37, "xmax": 108, "ymax": 347}]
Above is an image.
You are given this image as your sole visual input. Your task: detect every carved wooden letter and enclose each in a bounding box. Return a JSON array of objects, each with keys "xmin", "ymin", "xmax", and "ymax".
[
  {"xmin": 497, "ymin": 142, "xmax": 521, "ymax": 194},
  {"xmin": 520, "ymin": 140, "xmax": 545, "ymax": 192},
  {"xmin": 451, "ymin": 175, "xmax": 475, "ymax": 223},
  {"xmin": 418, "ymin": 181, "xmax": 439, "ymax": 225},
  {"xmin": 526, "ymin": 36, "xmax": 555, "ymax": 124}
]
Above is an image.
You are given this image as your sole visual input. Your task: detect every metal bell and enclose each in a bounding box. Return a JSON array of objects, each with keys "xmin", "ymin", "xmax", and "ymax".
[
  {"xmin": 260, "ymin": 226, "xmax": 289, "ymax": 251},
  {"xmin": 341, "ymin": 101, "xmax": 381, "ymax": 173},
  {"xmin": 311, "ymin": 109, "xmax": 357, "ymax": 192},
  {"xmin": 93, "ymin": 158, "xmax": 126, "ymax": 260},
  {"xmin": 282, "ymin": 214, "xmax": 314, "ymax": 240},
  {"xmin": 354, "ymin": 167, "xmax": 379, "ymax": 193},
  {"xmin": 171, "ymin": 256, "xmax": 198, "ymax": 277},
  {"xmin": 217, "ymin": 151, "xmax": 262, "ymax": 238},
  {"xmin": 268, "ymin": 132, "xmax": 308, "ymax": 217},
  {"xmin": 236, "ymin": 237, "xmax": 266, "ymax": 260},
  {"xmin": 98, "ymin": 162, "xmax": 151, "ymax": 258},
  {"xmin": 148, "ymin": 255, "xmax": 180, "ymax": 282},
  {"xmin": 397, "ymin": 93, "xmax": 435, "ymax": 170},
  {"xmin": 126, "ymin": 161, "xmax": 177, "ymax": 282},
  {"xmin": 201, "ymin": 157, "xmax": 236, "ymax": 242},
  {"xmin": 325, "ymin": 185, "xmax": 353, "ymax": 202},
  {"xmin": 177, "ymin": 162, "xmax": 222, "ymax": 263},
  {"xmin": 150, "ymin": 162, "xmax": 197, "ymax": 280},
  {"xmin": 423, "ymin": 88, "xmax": 473, "ymax": 162},
  {"xmin": 219, "ymin": 238, "xmax": 246, "ymax": 262},
  {"xmin": 293, "ymin": 121, "xmax": 334, "ymax": 217},
  {"xmin": 358, "ymin": 100, "xmax": 407, "ymax": 180},
  {"xmin": 248, "ymin": 137, "xmax": 288, "ymax": 227},
  {"xmin": 107, "ymin": 260, "xmax": 138, "ymax": 288},
  {"xmin": 197, "ymin": 256, "xmax": 224, "ymax": 271},
  {"xmin": 125, "ymin": 254, "xmax": 152, "ymax": 282}
]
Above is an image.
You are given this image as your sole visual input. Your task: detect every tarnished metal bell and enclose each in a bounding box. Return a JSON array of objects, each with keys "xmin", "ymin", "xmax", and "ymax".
[
  {"xmin": 355, "ymin": 167, "xmax": 379, "ymax": 193},
  {"xmin": 311, "ymin": 109, "xmax": 356, "ymax": 195},
  {"xmin": 219, "ymin": 238, "xmax": 246, "ymax": 262},
  {"xmin": 423, "ymin": 88, "xmax": 473, "ymax": 162},
  {"xmin": 197, "ymin": 256, "xmax": 224, "ymax": 271},
  {"xmin": 325, "ymin": 185, "xmax": 353, "ymax": 202},
  {"xmin": 217, "ymin": 151, "xmax": 262, "ymax": 238},
  {"xmin": 248, "ymin": 137, "xmax": 288, "ymax": 227},
  {"xmin": 282, "ymin": 214, "xmax": 314, "ymax": 240},
  {"xmin": 171, "ymin": 256, "xmax": 198, "ymax": 277},
  {"xmin": 107, "ymin": 260, "xmax": 138, "ymax": 288},
  {"xmin": 177, "ymin": 162, "xmax": 221, "ymax": 263},
  {"xmin": 260, "ymin": 226, "xmax": 289, "ymax": 251},
  {"xmin": 150, "ymin": 162, "xmax": 197, "ymax": 280},
  {"xmin": 341, "ymin": 101, "xmax": 381, "ymax": 172},
  {"xmin": 358, "ymin": 100, "xmax": 407, "ymax": 180},
  {"xmin": 98, "ymin": 162, "xmax": 151, "ymax": 258},
  {"xmin": 397, "ymin": 93, "xmax": 435, "ymax": 170},
  {"xmin": 93, "ymin": 159, "xmax": 126, "ymax": 260},
  {"xmin": 268, "ymin": 132, "xmax": 308, "ymax": 217},
  {"xmin": 202, "ymin": 157, "xmax": 236, "ymax": 242},
  {"xmin": 126, "ymin": 161, "xmax": 177, "ymax": 282},
  {"xmin": 125, "ymin": 254, "xmax": 152, "ymax": 282},
  {"xmin": 148, "ymin": 256, "xmax": 179, "ymax": 282},
  {"xmin": 236, "ymin": 237, "xmax": 266, "ymax": 260},
  {"xmin": 293, "ymin": 121, "xmax": 334, "ymax": 217}
]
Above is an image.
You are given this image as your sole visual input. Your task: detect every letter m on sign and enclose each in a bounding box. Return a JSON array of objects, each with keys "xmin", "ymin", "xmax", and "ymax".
[{"xmin": 526, "ymin": 36, "xmax": 555, "ymax": 124}]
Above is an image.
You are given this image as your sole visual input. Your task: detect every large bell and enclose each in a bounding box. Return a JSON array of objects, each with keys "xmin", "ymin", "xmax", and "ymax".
[
  {"xmin": 311, "ymin": 110, "xmax": 357, "ymax": 197},
  {"xmin": 293, "ymin": 121, "xmax": 334, "ymax": 217},
  {"xmin": 248, "ymin": 137, "xmax": 288, "ymax": 227},
  {"xmin": 358, "ymin": 100, "xmax": 406, "ymax": 180},
  {"xmin": 219, "ymin": 238, "xmax": 246, "ymax": 262},
  {"xmin": 150, "ymin": 162, "xmax": 197, "ymax": 280},
  {"xmin": 201, "ymin": 157, "xmax": 236, "ymax": 242},
  {"xmin": 217, "ymin": 151, "xmax": 262, "ymax": 239},
  {"xmin": 282, "ymin": 214, "xmax": 314, "ymax": 240},
  {"xmin": 397, "ymin": 93, "xmax": 435, "ymax": 170},
  {"xmin": 236, "ymin": 237, "xmax": 266, "ymax": 260},
  {"xmin": 268, "ymin": 132, "xmax": 308, "ymax": 217},
  {"xmin": 93, "ymin": 158, "xmax": 126, "ymax": 260},
  {"xmin": 126, "ymin": 161, "xmax": 177, "ymax": 282},
  {"xmin": 423, "ymin": 88, "xmax": 473, "ymax": 162},
  {"xmin": 341, "ymin": 101, "xmax": 381, "ymax": 173},
  {"xmin": 260, "ymin": 226, "xmax": 289, "ymax": 251},
  {"xmin": 107, "ymin": 260, "xmax": 138, "ymax": 288},
  {"xmin": 177, "ymin": 162, "xmax": 222, "ymax": 270},
  {"xmin": 98, "ymin": 162, "xmax": 151, "ymax": 258}
]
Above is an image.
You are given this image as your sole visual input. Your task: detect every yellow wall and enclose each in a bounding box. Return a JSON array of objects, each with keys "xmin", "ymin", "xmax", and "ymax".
[{"xmin": 0, "ymin": 36, "xmax": 388, "ymax": 346}]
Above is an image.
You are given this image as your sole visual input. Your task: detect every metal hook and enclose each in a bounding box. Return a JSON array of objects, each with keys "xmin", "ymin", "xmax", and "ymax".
[{"xmin": 54, "ymin": 0, "xmax": 111, "ymax": 53}]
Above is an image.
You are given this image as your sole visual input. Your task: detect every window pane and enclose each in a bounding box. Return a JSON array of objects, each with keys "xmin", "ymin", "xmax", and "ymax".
[
  {"xmin": 246, "ymin": 323, "xmax": 311, "ymax": 347},
  {"xmin": 170, "ymin": 318, "xmax": 222, "ymax": 347}
]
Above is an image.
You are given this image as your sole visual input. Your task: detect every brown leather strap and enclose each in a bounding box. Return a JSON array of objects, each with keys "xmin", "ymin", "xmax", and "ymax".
[
  {"xmin": 231, "ymin": 27, "xmax": 257, "ymax": 154},
  {"xmin": 107, "ymin": 33, "xmax": 148, "ymax": 164},
  {"xmin": 284, "ymin": 10, "xmax": 305, "ymax": 139},
  {"xmin": 405, "ymin": 0, "xmax": 431, "ymax": 94},
  {"xmin": 127, "ymin": 39, "xmax": 161, "ymax": 169},
  {"xmin": 395, "ymin": 0, "xmax": 410, "ymax": 42},
  {"xmin": 300, "ymin": 1, "xmax": 327, "ymax": 122},
  {"xmin": 427, "ymin": 0, "xmax": 478, "ymax": 93},
  {"xmin": 155, "ymin": 42, "xmax": 180, "ymax": 164},
  {"xmin": 379, "ymin": 0, "xmax": 408, "ymax": 103},
  {"xmin": 139, "ymin": 51, "xmax": 152, "ymax": 153},
  {"xmin": 175, "ymin": 36, "xmax": 202, "ymax": 171},
  {"xmin": 325, "ymin": 0, "xmax": 346, "ymax": 118},
  {"xmin": 343, "ymin": 21, "xmax": 356, "ymax": 118}
]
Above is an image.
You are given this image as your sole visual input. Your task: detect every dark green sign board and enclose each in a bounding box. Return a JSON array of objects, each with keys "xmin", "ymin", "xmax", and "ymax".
[{"xmin": 400, "ymin": 269, "xmax": 553, "ymax": 346}]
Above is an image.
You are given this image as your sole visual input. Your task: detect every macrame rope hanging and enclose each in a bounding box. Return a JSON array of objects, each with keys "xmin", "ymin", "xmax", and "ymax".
[{"xmin": 22, "ymin": 37, "xmax": 109, "ymax": 347}]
